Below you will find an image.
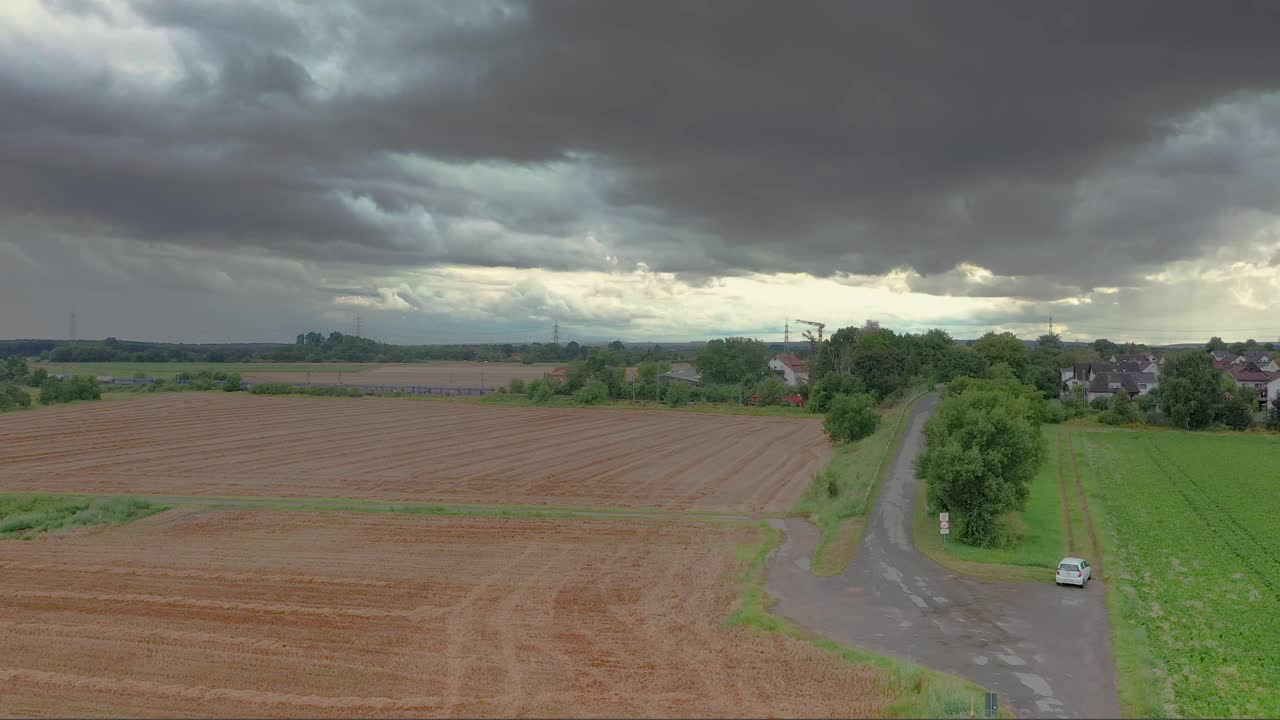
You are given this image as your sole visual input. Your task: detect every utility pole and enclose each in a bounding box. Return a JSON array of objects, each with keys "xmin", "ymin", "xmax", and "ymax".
[
  {"xmin": 784, "ymin": 320, "xmax": 790, "ymax": 347},
  {"xmin": 355, "ymin": 312, "xmax": 362, "ymax": 338},
  {"xmin": 1049, "ymin": 313, "xmax": 1054, "ymax": 337},
  {"xmin": 553, "ymin": 321, "xmax": 560, "ymax": 345}
]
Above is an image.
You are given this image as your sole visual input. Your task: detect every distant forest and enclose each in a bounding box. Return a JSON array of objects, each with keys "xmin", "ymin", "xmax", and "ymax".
[{"xmin": 0, "ymin": 334, "xmax": 697, "ymax": 365}]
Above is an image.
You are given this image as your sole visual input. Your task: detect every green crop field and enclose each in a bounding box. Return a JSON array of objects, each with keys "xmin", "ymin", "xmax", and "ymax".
[
  {"xmin": 34, "ymin": 361, "xmax": 379, "ymax": 379},
  {"xmin": 1073, "ymin": 427, "xmax": 1280, "ymax": 717}
]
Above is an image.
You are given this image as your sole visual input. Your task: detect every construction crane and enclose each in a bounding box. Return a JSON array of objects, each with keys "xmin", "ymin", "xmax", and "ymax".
[{"xmin": 795, "ymin": 319, "xmax": 825, "ymax": 342}]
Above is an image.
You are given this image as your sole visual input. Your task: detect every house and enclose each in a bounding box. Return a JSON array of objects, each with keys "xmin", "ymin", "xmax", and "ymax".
[
  {"xmin": 768, "ymin": 352, "xmax": 809, "ymax": 387},
  {"xmin": 1127, "ymin": 372, "xmax": 1158, "ymax": 395},
  {"xmin": 1061, "ymin": 361, "xmax": 1135, "ymax": 397},
  {"xmin": 1259, "ymin": 371, "xmax": 1280, "ymax": 407},
  {"xmin": 1263, "ymin": 358, "xmax": 1280, "ymax": 373},
  {"xmin": 1210, "ymin": 350, "xmax": 1239, "ymax": 364},
  {"xmin": 1086, "ymin": 372, "xmax": 1141, "ymax": 403},
  {"xmin": 1224, "ymin": 363, "xmax": 1275, "ymax": 410},
  {"xmin": 658, "ymin": 367, "xmax": 703, "ymax": 387},
  {"xmin": 1235, "ymin": 350, "xmax": 1273, "ymax": 367}
]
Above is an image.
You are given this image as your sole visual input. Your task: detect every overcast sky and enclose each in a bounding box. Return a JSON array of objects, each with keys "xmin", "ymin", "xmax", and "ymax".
[{"xmin": 3, "ymin": 0, "xmax": 1280, "ymax": 345}]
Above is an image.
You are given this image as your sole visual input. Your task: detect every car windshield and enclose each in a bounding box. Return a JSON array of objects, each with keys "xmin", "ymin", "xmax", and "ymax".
[{"xmin": 1059, "ymin": 563, "xmax": 1079, "ymax": 572}]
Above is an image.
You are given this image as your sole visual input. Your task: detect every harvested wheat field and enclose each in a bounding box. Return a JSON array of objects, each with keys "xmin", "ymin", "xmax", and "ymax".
[
  {"xmin": 0, "ymin": 509, "xmax": 893, "ymax": 718},
  {"xmin": 0, "ymin": 394, "xmax": 827, "ymax": 512},
  {"xmin": 242, "ymin": 362, "xmax": 560, "ymax": 388}
]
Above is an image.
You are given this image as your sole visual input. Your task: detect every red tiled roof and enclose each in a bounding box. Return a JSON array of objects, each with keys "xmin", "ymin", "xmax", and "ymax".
[{"xmin": 774, "ymin": 352, "xmax": 807, "ymax": 371}]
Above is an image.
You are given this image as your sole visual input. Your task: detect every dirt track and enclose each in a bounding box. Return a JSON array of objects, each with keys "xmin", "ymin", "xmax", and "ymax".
[
  {"xmin": 0, "ymin": 510, "xmax": 894, "ymax": 718},
  {"xmin": 0, "ymin": 394, "xmax": 828, "ymax": 512}
]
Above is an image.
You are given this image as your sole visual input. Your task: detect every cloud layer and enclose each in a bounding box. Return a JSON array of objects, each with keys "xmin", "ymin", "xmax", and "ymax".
[{"xmin": 2, "ymin": 0, "xmax": 1279, "ymax": 343}]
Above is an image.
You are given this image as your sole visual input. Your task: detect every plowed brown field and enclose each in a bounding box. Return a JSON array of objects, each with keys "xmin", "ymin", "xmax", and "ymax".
[
  {"xmin": 0, "ymin": 510, "xmax": 892, "ymax": 718},
  {"xmin": 0, "ymin": 394, "xmax": 827, "ymax": 512}
]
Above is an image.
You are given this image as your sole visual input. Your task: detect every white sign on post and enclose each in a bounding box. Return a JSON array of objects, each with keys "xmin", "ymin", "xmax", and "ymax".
[{"xmin": 939, "ymin": 512, "xmax": 950, "ymax": 535}]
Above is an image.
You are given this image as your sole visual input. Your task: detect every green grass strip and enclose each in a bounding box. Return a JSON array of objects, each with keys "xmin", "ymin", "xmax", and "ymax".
[{"xmin": 0, "ymin": 494, "xmax": 166, "ymax": 539}]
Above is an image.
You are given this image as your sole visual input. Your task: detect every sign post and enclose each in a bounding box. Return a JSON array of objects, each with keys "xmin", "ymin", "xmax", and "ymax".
[{"xmin": 939, "ymin": 512, "xmax": 950, "ymax": 546}]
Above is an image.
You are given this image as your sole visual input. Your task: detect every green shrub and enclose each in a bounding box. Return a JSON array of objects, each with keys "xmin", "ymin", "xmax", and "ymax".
[
  {"xmin": 298, "ymin": 385, "xmax": 363, "ymax": 397},
  {"xmin": 28, "ymin": 368, "xmax": 48, "ymax": 387},
  {"xmin": 38, "ymin": 376, "xmax": 101, "ymax": 405},
  {"xmin": 823, "ymin": 393, "xmax": 880, "ymax": 443},
  {"xmin": 249, "ymin": 382, "xmax": 295, "ymax": 395},
  {"xmin": 508, "ymin": 378, "xmax": 526, "ymax": 394},
  {"xmin": 665, "ymin": 381, "xmax": 692, "ymax": 407},
  {"xmin": 807, "ymin": 373, "xmax": 866, "ymax": 413},
  {"xmin": 223, "ymin": 372, "xmax": 242, "ymax": 391},
  {"xmin": 574, "ymin": 379, "xmax": 609, "ymax": 405},
  {"xmin": 752, "ymin": 377, "xmax": 788, "ymax": 406},
  {"xmin": 1089, "ymin": 396, "xmax": 1111, "ymax": 411},
  {"xmin": 1268, "ymin": 397, "xmax": 1280, "ymax": 431},
  {"xmin": 0, "ymin": 382, "xmax": 32, "ymax": 411},
  {"xmin": 527, "ymin": 376, "xmax": 556, "ymax": 404}
]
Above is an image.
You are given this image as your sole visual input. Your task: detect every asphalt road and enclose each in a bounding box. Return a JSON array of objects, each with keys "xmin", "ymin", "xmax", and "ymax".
[{"xmin": 766, "ymin": 393, "xmax": 1119, "ymax": 718}]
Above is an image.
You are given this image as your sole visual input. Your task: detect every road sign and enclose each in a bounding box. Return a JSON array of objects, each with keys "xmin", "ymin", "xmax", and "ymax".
[
  {"xmin": 939, "ymin": 512, "xmax": 949, "ymax": 522},
  {"xmin": 940, "ymin": 521, "xmax": 950, "ymax": 535}
]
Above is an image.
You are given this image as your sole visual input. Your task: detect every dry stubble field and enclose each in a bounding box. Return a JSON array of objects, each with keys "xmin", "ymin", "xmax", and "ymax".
[
  {"xmin": 242, "ymin": 362, "xmax": 559, "ymax": 389},
  {"xmin": 0, "ymin": 393, "xmax": 894, "ymax": 718},
  {"xmin": 0, "ymin": 394, "xmax": 828, "ymax": 512},
  {"xmin": 0, "ymin": 510, "xmax": 894, "ymax": 718}
]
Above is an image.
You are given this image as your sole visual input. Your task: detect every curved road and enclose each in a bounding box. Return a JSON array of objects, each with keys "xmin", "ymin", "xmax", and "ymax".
[{"xmin": 766, "ymin": 393, "xmax": 1119, "ymax": 718}]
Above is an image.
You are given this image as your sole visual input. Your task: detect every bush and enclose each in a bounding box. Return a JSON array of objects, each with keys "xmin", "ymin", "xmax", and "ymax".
[
  {"xmin": 527, "ymin": 376, "xmax": 556, "ymax": 404},
  {"xmin": 1135, "ymin": 392, "xmax": 1157, "ymax": 413},
  {"xmin": 249, "ymin": 382, "xmax": 296, "ymax": 395},
  {"xmin": 574, "ymin": 379, "xmax": 609, "ymax": 405},
  {"xmin": 665, "ymin": 381, "xmax": 692, "ymax": 407},
  {"xmin": 223, "ymin": 372, "xmax": 242, "ymax": 391},
  {"xmin": 917, "ymin": 388, "xmax": 1046, "ymax": 547},
  {"xmin": 1110, "ymin": 391, "xmax": 1138, "ymax": 422},
  {"xmin": 38, "ymin": 376, "xmax": 101, "ymax": 405},
  {"xmin": 1215, "ymin": 398, "xmax": 1254, "ymax": 431},
  {"xmin": 1042, "ymin": 402, "xmax": 1067, "ymax": 424},
  {"xmin": 702, "ymin": 384, "xmax": 739, "ymax": 403},
  {"xmin": 807, "ymin": 373, "xmax": 866, "ymax": 413},
  {"xmin": 1089, "ymin": 396, "xmax": 1111, "ymax": 411},
  {"xmin": 1268, "ymin": 396, "xmax": 1280, "ymax": 432},
  {"xmin": 0, "ymin": 382, "xmax": 32, "ymax": 411},
  {"xmin": 299, "ymin": 385, "xmax": 363, "ymax": 397},
  {"xmin": 508, "ymin": 378, "xmax": 526, "ymax": 394},
  {"xmin": 752, "ymin": 377, "xmax": 788, "ymax": 406},
  {"xmin": 823, "ymin": 393, "xmax": 880, "ymax": 443},
  {"xmin": 28, "ymin": 368, "xmax": 48, "ymax": 387}
]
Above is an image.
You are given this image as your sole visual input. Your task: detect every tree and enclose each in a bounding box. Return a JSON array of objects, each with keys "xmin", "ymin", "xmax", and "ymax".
[
  {"xmin": 608, "ymin": 340, "xmax": 625, "ymax": 352},
  {"xmin": 752, "ymin": 377, "xmax": 788, "ymax": 406},
  {"xmin": 28, "ymin": 367, "xmax": 48, "ymax": 387},
  {"xmin": 937, "ymin": 344, "xmax": 987, "ymax": 382},
  {"xmin": 222, "ymin": 372, "xmax": 242, "ymax": 391},
  {"xmin": 806, "ymin": 373, "xmax": 866, "ymax": 413},
  {"xmin": 508, "ymin": 378, "xmax": 526, "ymax": 394},
  {"xmin": 574, "ymin": 379, "xmax": 609, "ymax": 405},
  {"xmin": 636, "ymin": 360, "xmax": 671, "ymax": 385},
  {"xmin": 694, "ymin": 337, "xmax": 770, "ymax": 385},
  {"xmin": 823, "ymin": 393, "xmax": 880, "ymax": 443},
  {"xmin": 0, "ymin": 356, "xmax": 28, "ymax": 383},
  {"xmin": 916, "ymin": 389, "xmax": 1046, "ymax": 547},
  {"xmin": 1205, "ymin": 336, "xmax": 1227, "ymax": 352},
  {"xmin": 1091, "ymin": 338, "xmax": 1122, "ymax": 357},
  {"xmin": 0, "ymin": 382, "xmax": 32, "ymax": 411},
  {"xmin": 972, "ymin": 332, "xmax": 1029, "ymax": 379},
  {"xmin": 1034, "ymin": 333, "xmax": 1065, "ymax": 356},
  {"xmin": 1100, "ymin": 391, "xmax": 1137, "ymax": 425},
  {"xmin": 664, "ymin": 380, "xmax": 692, "ymax": 407},
  {"xmin": 1158, "ymin": 351, "xmax": 1221, "ymax": 430},
  {"xmin": 1268, "ymin": 396, "xmax": 1280, "ymax": 431},
  {"xmin": 527, "ymin": 376, "xmax": 556, "ymax": 404},
  {"xmin": 1213, "ymin": 375, "xmax": 1255, "ymax": 431}
]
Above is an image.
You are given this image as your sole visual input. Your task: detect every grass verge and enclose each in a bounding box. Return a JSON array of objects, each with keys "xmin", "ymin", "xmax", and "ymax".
[
  {"xmin": 794, "ymin": 389, "xmax": 926, "ymax": 575},
  {"xmin": 727, "ymin": 522, "xmax": 996, "ymax": 718},
  {"xmin": 0, "ymin": 494, "xmax": 166, "ymax": 539},
  {"xmin": 911, "ymin": 425, "xmax": 1066, "ymax": 583}
]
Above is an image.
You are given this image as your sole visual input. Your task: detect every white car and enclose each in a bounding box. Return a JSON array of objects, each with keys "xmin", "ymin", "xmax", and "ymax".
[{"xmin": 1055, "ymin": 557, "xmax": 1092, "ymax": 587}]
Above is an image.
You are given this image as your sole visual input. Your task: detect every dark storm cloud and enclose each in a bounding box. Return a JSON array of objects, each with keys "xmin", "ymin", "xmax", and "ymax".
[{"xmin": 3, "ymin": 0, "xmax": 1280, "ymax": 290}]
